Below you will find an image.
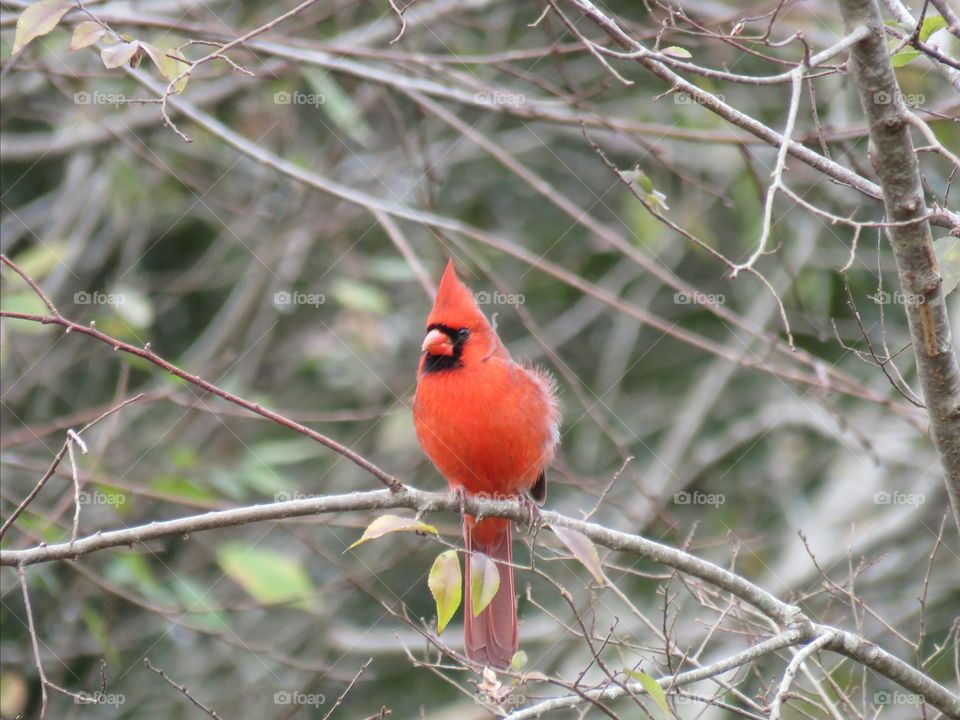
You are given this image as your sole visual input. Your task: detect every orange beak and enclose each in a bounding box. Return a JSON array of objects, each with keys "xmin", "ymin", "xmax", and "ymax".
[{"xmin": 422, "ymin": 328, "xmax": 454, "ymax": 356}]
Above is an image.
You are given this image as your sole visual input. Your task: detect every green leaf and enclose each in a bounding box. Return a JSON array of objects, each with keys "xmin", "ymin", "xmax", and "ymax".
[
  {"xmin": 347, "ymin": 514, "xmax": 438, "ymax": 550},
  {"xmin": 619, "ymin": 169, "xmax": 654, "ymax": 194},
  {"xmin": 551, "ymin": 525, "xmax": 605, "ymax": 585},
  {"xmin": 331, "ymin": 278, "xmax": 390, "ymax": 315},
  {"xmin": 1, "ymin": 292, "xmax": 50, "ymax": 333},
  {"xmin": 100, "ymin": 39, "xmax": 140, "ymax": 69},
  {"xmin": 69, "ymin": 21, "xmax": 105, "ymax": 51},
  {"xmin": 11, "ymin": 512, "xmax": 62, "ymax": 542},
  {"xmin": 149, "ymin": 474, "xmax": 217, "ymax": 503},
  {"xmin": 217, "ymin": 543, "xmax": 314, "ymax": 606},
  {"xmin": 919, "ymin": 15, "xmax": 947, "ymax": 42},
  {"xmin": 81, "ymin": 606, "xmax": 118, "ymax": 665},
  {"xmin": 428, "ymin": 550, "xmax": 462, "ymax": 634},
  {"xmin": 934, "ymin": 236, "xmax": 960, "ymax": 296},
  {"xmin": 625, "ymin": 669, "xmax": 670, "ymax": 718},
  {"xmin": 647, "ymin": 190, "xmax": 670, "ymax": 211},
  {"xmin": 623, "ymin": 192, "xmax": 665, "ymax": 253},
  {"xmin": 114, "ymin": 285, "xmax": 154, "ymax": 329},
  {"xmin": 95, "ymin": 316, "xmax": 147, "ymax": 344},
  {"xmin": 232, "ymin": 458, "xmax": 289, "ymax": 496},
  {"xmin": 511, "ymin": 651, "xmax": 528, "ymax": 671},
  {"xmin": 12, "ymin": 0, "xmax": 71, "ymax": 54},
  {"xmin": 661, "ymin": 45, "xmax": 692, "ymax": 59},
  {"xmin": 105, "ymin": 553, "xmax": 173, "ymax": 604},
  {"xmin": 172, "ymin": 577, "xmax": 227, "ymax": 630},
  {"xmin": 304, "ymin": 69, "xmax": 374, "ymax": 146},
  {"xmin": 368, "ymin": 257, "xmax": 418, "ymax": 282},
  {"xmin": 141, "ymin": 42, "xmax": 190, "ymax": 93},
  {"xmin": 891, "ymin": 18, "xmax": 946, "ymax": 67},
  {"xmin": 170, "ymin": 445, "xmax": 199, "ymax": 469},
  {"xmin": 469, "ymin": 552, "xmax": 500, "ymax": 616},
  {"xmin": 10, "ymin": 242, "xmax": 65, "ymax": 280},
  {"xmin": 891, "ymin": 47, "xmax": 920, "ymax": 67},
  {"xmin": 82, "ymin": 606, "xmax": 108, "ymax": 646},
  {"xmin": 249, "ymin": 438, "xmax": 328, "ymax": 467}
]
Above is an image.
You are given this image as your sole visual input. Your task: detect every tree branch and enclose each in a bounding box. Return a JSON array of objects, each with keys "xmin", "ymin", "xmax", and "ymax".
[
  {"xmin": 770, "ymin": 630, "xmax": 835, "ymax": 719},
  {"xmin": 2, "ymin": 488, "xmax": 957, "ymax": 716},
  {"xmin": 836, "ymin": 0, "xmax": 960, "ymax": 529},
  {"xmin": 564, "ymin": 0, "xmax": 960, "ymax": 233},
  {"xmin": 509, "ymin": 630, "xmax": 804, "ymax": 719},
  {"xmin": 0, "ymin": 255, "xmax": 404, "ymax": 494}
]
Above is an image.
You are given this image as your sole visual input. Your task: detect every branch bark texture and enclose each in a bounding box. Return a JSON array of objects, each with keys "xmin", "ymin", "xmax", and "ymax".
[{"xmin": 837, "ymin": 0, "xmax": 960, "ymax": 528}]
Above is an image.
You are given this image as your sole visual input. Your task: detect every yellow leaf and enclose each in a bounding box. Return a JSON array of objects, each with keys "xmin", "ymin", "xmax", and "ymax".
[
  {"xmin": 216, "ymin": 543, "xmax": 314, "ymax": 607},
  {"xmin": 347, "ymin": 514, "xmax": 437, "ymax": 550},
  {"xmin": 141, "ymin": 42, "xmax": 190, "ymax": 93},
  {"xmin": 0, "ymin": 672, "xmax": 28, "ymax": 718},
  {"xmin": 69, "ymin": 21, "xmax": 105, "ymax": 50},
  {"xmin": 469, "ymin": 552, "xmax": 500, "ymax": 616},
  {"xmin": 13, "ymin": 0, "xmax": 71, "ymax": 54},
  {"xmin": 551, "ymin": 525, "xmax": 605, "ymax": 585},
  {"xmin": 428, "ymin": 550, "xmax": 462, "ymax": 634}
]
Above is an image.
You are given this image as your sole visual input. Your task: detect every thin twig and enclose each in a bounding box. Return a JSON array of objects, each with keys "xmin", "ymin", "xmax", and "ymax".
[
  {"xmin": 144, "ymin": 659, "xmax": 223, "ymax": 719},
  {"xmin": 321, "ymin": 657, "xmax": 374, "ymax": 720},
  {"xmin": 769, "ymin": 630, "xmax": 836, "ymax": 719},
  {"xmin": 0, "ymin": 392, "xmax": 145, "ymax": 539}
]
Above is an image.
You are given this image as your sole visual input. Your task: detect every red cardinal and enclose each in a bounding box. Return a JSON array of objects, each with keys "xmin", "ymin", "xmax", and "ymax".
[{"xmin": 413, "ymin": 259, "xmax": 560, "ymax": 669}]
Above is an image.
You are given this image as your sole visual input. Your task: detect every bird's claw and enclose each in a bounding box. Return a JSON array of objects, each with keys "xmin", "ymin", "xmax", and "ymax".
[
  {"xmin": 451, "ymin": 487, "xmax": 468, "ymax": 519},
  {"xmin": 518, "ymin": 494, "xmax": 541, "ymax": 533}
]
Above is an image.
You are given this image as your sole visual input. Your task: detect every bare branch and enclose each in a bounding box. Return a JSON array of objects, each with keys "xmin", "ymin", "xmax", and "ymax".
[
  {"xmin": 769, "ymin": 630, "xmax": 836, "ymax": 719},
  {"xmin": 2, "ymin": 487, "xmax": 957, "ymax": 715},
  {"xmin": 143, "ymin": 659, "xmax": 222, "ymax": 719},
  {"xmin": 836, "ymin": 0, "xmax": 960, "ymax": 529},
  {"xmin": 0, "ymin": 254, "xmax": 405, "ymax": 495}
]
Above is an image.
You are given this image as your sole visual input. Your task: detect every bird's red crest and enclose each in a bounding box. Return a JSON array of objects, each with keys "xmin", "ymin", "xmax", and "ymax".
[{"xmin": 426, "ymin": 259, "xmax": 487, "ymax": 330}]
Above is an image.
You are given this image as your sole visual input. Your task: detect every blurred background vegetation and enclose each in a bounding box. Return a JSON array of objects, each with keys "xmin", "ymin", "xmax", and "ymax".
[{"xmin": 1, "ymin": 0, "xmax": 958, "ymax": 717}]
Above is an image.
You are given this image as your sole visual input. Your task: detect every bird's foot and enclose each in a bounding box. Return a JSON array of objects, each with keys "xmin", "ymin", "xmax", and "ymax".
[
  {"xmin": 517, "ymin": 494, "xmax": 541, "ymax": 532},
  {"xmin": 451, "ymin": 486, "xmax": 468, "ymax": 518}
]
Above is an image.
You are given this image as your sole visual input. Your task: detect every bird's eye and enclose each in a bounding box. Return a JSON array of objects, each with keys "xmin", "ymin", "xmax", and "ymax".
[{"xmin": 457, "ymin": 328, "xmax": 470, "ymax": 341}]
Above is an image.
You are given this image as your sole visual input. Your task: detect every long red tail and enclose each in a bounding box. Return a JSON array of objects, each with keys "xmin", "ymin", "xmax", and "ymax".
[{"xmin": 464, "ymin": 516, "xmax": 517, "ymax": 669}]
